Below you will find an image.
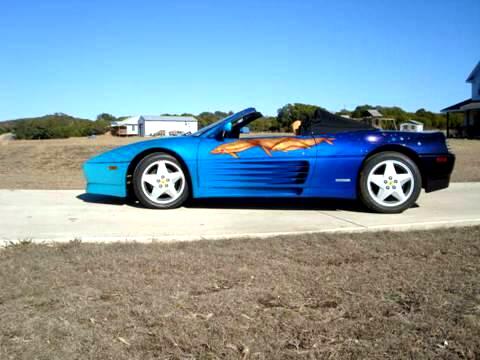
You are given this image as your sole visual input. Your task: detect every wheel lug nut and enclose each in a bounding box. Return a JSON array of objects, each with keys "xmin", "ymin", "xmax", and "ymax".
[
  {"xmin": 394, "ymin": 180, "xmax": 398, "ymax": 183},
  {"xmin": 384, "ymin": 180, "xmax": 387, "ymax": 184},
  {"xmin": 393, "ymin": 186, "xmax": 396, "ymax": 189},
  {"xmin": 389, "ymin": 176, "xmax": 392, "ymax": 180},
  {"xmin": 386, "ymin": 186, "xmax": 390, "ymax": 190}
]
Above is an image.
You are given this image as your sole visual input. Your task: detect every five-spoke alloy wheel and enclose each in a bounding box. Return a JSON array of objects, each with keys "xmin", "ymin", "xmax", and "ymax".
[
  {"xmin": 359, "ymin": 152, "xmax": 421, "ymax": 213},
  {"xmin": 133, "ymin": 153, "xmax": 189, "ymax": 209}
]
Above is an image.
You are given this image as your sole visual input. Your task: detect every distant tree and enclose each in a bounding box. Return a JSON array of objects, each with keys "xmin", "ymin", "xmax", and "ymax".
[
  {"xmin": 336, "ymin": 109, "xmax": 351, "ymax": 116},
  {"xmin": 276, "ymin": 103, "xmax": 320, "ymax": 132},
  {"xmin": 248, "ymin": 116, "xmax": 277, "ymax": 132},
  {"xmin": 350, "ymin": 105, "xmax": 375, "ymax": 118},
  {"xmin": 115, "ymin": 116, "xmax": 130, "ymax": 122},
  {"xmin": 10, "ymin": 113, "xmax": 108, "ymax": 140},
  {"xmin": 348, "ymin": 105, "xmax": 455, "ymax": 130},
  {"xmin": 96, "ymin": 113, "xmax": 116, "ymax": 123},
  {"xmin": 94, "ymin": 113, "xmax": 116, "ymax": 135},
  {"xmin": 448, "ymin": 113, "xmax": 463, "ymax": 128},
  {"xmin": 196, "ymin": 111, "xmax": 233, "ymax": 128}
]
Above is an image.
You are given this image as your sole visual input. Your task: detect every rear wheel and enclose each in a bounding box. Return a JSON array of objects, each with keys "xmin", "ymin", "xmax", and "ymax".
[
  {"xmin": 133, "ymin": 153, "xmax": 189, "ymax": 209},
  {"xmin": 359, "ymin": 152, "xmax": 421, "ymax": 213}
]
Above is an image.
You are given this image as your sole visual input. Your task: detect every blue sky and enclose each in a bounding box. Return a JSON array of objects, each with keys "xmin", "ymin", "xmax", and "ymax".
[{"xmin": 0, "ymin": 0, "xmax": 478, "ymax": 120}]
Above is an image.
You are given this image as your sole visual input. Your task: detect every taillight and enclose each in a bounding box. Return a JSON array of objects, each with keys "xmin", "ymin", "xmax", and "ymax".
[{"xmin": 436, "ymin": 156, "xmax": 448, "ymax": 164}]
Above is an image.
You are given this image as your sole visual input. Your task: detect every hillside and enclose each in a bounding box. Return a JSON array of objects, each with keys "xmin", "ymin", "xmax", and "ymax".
[{"xmin": 0, "ymin": 113, "xmax": 109, "ymax": 139}]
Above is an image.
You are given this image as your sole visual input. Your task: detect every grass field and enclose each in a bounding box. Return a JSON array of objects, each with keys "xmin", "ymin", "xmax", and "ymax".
[
  {"xmin": 0, "ymin": 134, "xmax": 145, "ymax": 189},
  {"xmin": 0, "ymin": 134, "xmax": 478, "ymax": 189},
  {"xmin": 1, "ymin": 227, "xmax": 479, "ymax": 359}
]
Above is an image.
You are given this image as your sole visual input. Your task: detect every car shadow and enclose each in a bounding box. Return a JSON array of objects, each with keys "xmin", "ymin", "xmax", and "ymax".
[
  {"xmin": 76, "ymin": 193, "xmax": 139, "ymax": 207},
  {"xmin": 76, "ymin": 193, "xmax": 366, "ymax": 211},
  {"xmin": 77, "ymin": 193, "xmax": 418, "ymax": 213},
  {"xmin": 185, "ymin": 197, "xmax": 369, "ymax": 212}
]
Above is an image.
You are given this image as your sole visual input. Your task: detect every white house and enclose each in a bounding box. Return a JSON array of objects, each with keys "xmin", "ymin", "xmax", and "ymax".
[
  {"xmin": 111, "ymin": 115, "xmax": 198, "ymax": 137},
  {"xmin": 442, "ymin": 60, "xmax": 480, "ymax": 137},
  {"xmin": 400, "ymin": 120, "xmax": 424, "ymax": 132},
  {"xmin": 468, "ymin": 62, "xmax": 480, "ymax": 101},
  {"xmin": 111, "ymin": 116, "xmax": 140, "ymax": 136},
  {"xmin": 138, "ymin": 116, "xmax": 197, "ymax": 137}
]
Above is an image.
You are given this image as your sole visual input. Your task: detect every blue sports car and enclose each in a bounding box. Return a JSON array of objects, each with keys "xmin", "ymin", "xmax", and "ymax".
[{"xmin": 83, "ymin": 107, "xmax": 455, "ymax": 213}]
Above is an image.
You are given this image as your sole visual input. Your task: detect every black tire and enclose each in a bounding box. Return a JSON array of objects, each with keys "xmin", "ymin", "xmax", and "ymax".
[
  {"xmin": 133, "ymin": 153, "xmax": 190, "ymax": 209},
  {"xmin": 359, "ymin": 152, "xmax": 422, "ymax": 214}
]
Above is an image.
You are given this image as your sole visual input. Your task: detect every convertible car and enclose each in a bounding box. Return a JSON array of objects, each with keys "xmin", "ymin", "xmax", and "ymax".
[{"xmin": 83, "ymin": 108, "xmax": 455, "ymax": 213}]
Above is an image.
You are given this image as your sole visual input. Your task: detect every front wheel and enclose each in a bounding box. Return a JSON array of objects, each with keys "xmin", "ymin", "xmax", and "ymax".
[
  {"xmin": 133, "ymin": 153, "xmax": 189, "ymax": 209},
  {"xmin": 359, "ymin": 152, "xmax": 422, "ymax": 213}
]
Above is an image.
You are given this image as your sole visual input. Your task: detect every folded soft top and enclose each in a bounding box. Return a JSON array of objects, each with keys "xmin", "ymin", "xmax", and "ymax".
[{"xmin": 301, "ymin": 108, "xmax": 375, "ymax": 135}]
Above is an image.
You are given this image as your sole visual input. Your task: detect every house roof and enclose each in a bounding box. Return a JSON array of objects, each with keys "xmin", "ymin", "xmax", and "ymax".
[
  {"xmin": 365, "ymin": 109, "xmax": 383, "ymax": 117},
  {"xmin": 402, "ymin": 120, "xmax": 423, "ymax": 126},
  {"xmin": 112, "ymin": 115, "xmax": 198, "ymax": 126},
  {"xmin": 466, "ymin": 61, "xmax": 480, "ymax": 83},
  {"xmin": 111, "ymin": 116, "xmax": 140, "ymax": 126},
  {"xmin": 441, "ymin": 98, "xmax": 480, "ymax": 113},
  {"xmin": 141, "ymin": 115, "xmax": 197, "ymax": 122}
]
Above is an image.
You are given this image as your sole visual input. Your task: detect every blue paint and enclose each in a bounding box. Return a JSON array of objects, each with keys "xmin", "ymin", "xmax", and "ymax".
[
  {"xmin": 83, "ymin": 161, "xmax": 129, "ymax": 197},
  {"xmin": 83, "ymin": 108, "xmax": 451, "ymax": 200}
]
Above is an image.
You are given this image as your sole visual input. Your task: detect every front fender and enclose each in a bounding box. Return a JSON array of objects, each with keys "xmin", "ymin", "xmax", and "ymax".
[{"xmin": 83, "ymin": 137, "xmax": 201, "ymax": 198}]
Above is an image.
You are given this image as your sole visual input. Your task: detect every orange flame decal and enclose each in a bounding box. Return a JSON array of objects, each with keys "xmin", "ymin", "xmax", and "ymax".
[{"xmin": 211, "ymin": 137, "xmax": 335, "ymax": 158}]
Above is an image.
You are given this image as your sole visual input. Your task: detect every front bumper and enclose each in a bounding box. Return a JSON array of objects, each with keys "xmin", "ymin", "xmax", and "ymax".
[
  {"xmin": 419, "ymin": 153, "xmax": 455, "ymax": 193},
  {"xmin": 83, "ymin": 161, "xmax": 129, "ymax": 198}
]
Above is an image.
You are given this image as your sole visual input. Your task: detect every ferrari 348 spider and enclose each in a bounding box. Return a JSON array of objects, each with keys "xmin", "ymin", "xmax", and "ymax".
[{"xmin": 83, "ymin": 107, "xmax": 455, "ymax": 213}]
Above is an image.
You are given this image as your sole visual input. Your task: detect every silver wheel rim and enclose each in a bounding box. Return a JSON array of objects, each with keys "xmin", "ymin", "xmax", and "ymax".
[
  {"xmin": 367, "ymin": 160, "xmax": 414, "ymax": 208},
  {"xmin": 141, "ymin": 160, "xmax": 185, "ymax": 205}
]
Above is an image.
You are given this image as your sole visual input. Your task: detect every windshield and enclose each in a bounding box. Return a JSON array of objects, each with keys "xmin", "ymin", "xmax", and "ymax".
[
  {"xmin": 192, "ymin": 111, "xmax": 240, "ymax": 137},
  {"xmin": 192, "ymin": 117, "xmax": 227, "ymax": 137},
  {"xmin": 192, "ymin": 108, "xmax": 259, "ymax": 137}
]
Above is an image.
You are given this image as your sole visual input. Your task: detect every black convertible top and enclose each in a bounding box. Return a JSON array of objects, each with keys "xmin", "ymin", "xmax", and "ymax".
[{"xmin": 300, "ymin": 108, "xmax": 375, "ymax": 135}]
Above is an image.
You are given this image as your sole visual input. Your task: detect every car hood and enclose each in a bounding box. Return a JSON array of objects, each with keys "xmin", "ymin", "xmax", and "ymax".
[{"xmin": 86, "ymin": 136, "xmax": 199, "ymax": 164}]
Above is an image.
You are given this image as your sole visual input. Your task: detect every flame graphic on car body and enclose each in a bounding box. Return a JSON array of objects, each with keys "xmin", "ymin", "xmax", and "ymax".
[{"xmin": 211, "ymin": 137, "xmax": 335, "ymax": 158}]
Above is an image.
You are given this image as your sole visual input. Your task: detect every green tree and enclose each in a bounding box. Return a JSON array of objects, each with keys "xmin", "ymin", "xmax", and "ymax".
[
  {"xmin": 336, "ymin": 109, "xmax": 352, "ymax": 117},
  {"xmin": 196, "ymin": 111, "xmax": 233, "ymax": 128},
  {"xmin": 276, "ymin": 103, "xmax": 320, "ymax": 132},
  {"xmin": 96, "ymin": 113, "xmax": 116, "ymax": 123},
  {"xmin": 10, "ymin": 113, "xmax": 109, "ymax": 139},
  {"xmin": 248, "ymin": 116, "xmax": 278, "ymax": 132}
]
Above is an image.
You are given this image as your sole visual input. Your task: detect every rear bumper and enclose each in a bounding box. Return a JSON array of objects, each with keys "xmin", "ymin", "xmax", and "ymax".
[{"xmin": 419, "ymin": 153, "xmax": 455, "ymax": 193}]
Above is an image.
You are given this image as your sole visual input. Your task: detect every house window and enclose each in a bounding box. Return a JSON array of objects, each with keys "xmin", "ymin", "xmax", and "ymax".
[{"xmin": 132, "ymin": 125, "xmax": 136, "ymax": 131}]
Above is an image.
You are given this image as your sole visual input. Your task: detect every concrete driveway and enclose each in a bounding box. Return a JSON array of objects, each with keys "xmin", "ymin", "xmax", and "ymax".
[{"xmin": 0, "ymin": 183, "xmax": 479, "ymax": 244}]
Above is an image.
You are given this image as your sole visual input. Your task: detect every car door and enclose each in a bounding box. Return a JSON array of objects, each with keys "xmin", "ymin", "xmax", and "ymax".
[
  {"xmin": 196, "ymin": 135, "xmax": 317, "ymax": 197},
  {"xmin": 306, "ymin": 132, "xmax": 363, "ymax": 199}
]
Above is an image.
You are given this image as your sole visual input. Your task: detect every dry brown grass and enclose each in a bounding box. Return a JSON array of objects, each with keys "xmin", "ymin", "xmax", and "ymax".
[
  {"xmin": 1, "ymin": 227, "xmax": 479, "ymax": 359},
  {"xmin": 449, "ymin": 139, "xmax": 480, "ymax": 182},
  {"xmin": 0, "ymin": 134, "xmax": 143, "ymax": 189},
  {"xmin": 0, "ymin": 135, "xmax": 478, "ymax": 189}
]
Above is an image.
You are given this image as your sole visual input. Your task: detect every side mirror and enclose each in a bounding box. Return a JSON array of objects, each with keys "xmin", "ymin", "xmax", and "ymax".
[
  {"xmin": 217, "ymin": 121, "xmax": 233, "ymax": 140},
  {"xmin": 223, "ymin": 121, "xmax": 232, "ymax": 133},
  {"xmin": 240, "ymin": 126, "xmax": 250, "ymax": 134}
]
